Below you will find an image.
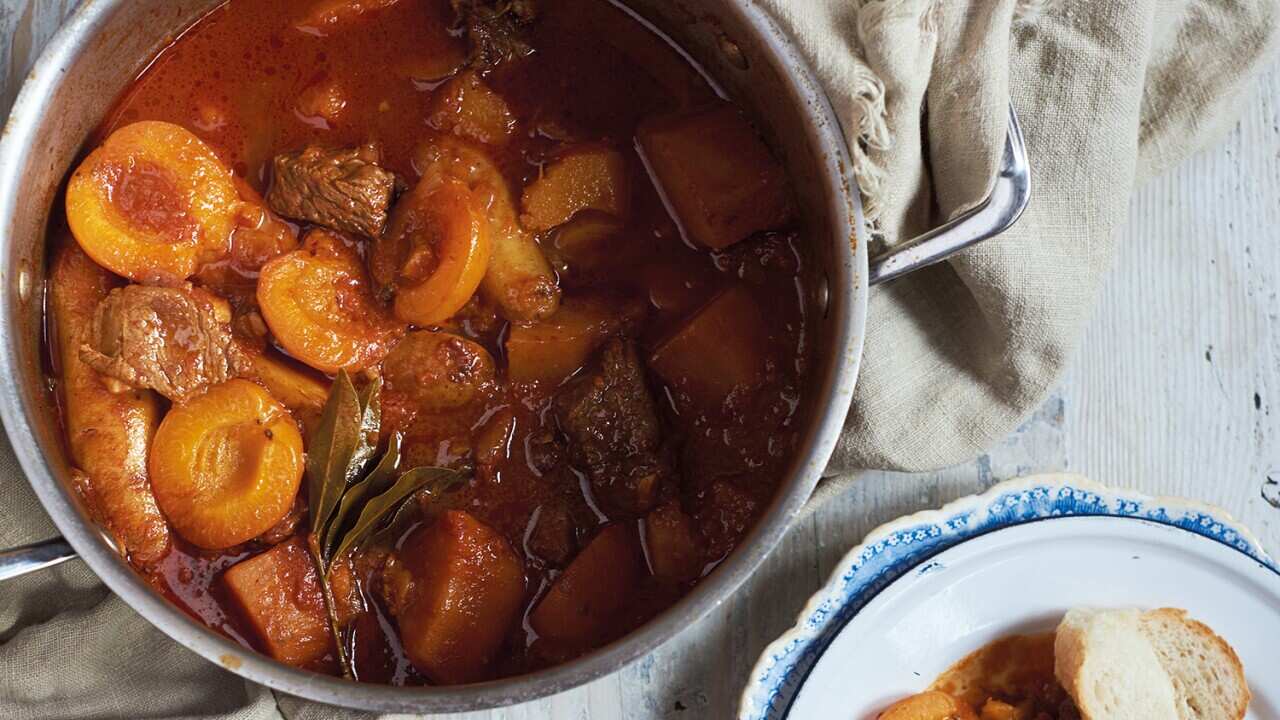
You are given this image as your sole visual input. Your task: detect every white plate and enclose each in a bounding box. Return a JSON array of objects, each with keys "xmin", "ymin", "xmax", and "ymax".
[{"xmin": 739, "ymin": 474, "xmax": 1280, "ymax": 719}]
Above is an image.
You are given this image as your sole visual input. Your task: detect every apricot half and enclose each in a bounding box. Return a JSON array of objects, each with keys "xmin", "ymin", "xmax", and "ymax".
[
  {"xmin": 372, "ymin": 177, "xmax": 492, "ymax": 327},
  {"xmin": 258, "ymin": 230, "xmax": 403, "ymax": 373},
  {"xmin": 150, "ymin": 379, "xmax": 304, "ymax": 550},
  {"xmin": 413, "ymin": 136, "xmax": 560, "ymax": 321},
  {"xmin": 66, "ymin": 121, "xmax": 238, "ymax": 284}
]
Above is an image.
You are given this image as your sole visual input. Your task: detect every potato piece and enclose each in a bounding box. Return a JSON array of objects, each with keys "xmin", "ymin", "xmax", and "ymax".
[
  {"xmin": 878, "ymin": 691, "xmax": 976, "ymax": 720},
  {"xmin": 371, "ymin": 177, "xmax": 492, "ymax": 327},
  {"xmin": 66, "ymin": 121, "xmax": 238, "ymax": 284},
  {"xmin": 644, "ymin": 501, "xmax": 704, "ymax": 583},
  {"xmin": 529, "ymin": 524, "xmax": 642, "ymax": 645},
  {"xmin": 414, "ymin": 136, "xmax": 560, "ymax": 321},
  {"xmin": 258, "ymin": 230, "xmax": 403, "ymax": 373},
  {"xmin": 396, "ymin": 510, "xmax": 525, "ymax": 684},
  {"xmin": 637, "ymin": 104, "xmax": 795, "ymax": 249},
  {"xmin": 649, "ymin": 285, "xmax": 768, "ymax": 409},
  {"xmin": 221, "ymin": 538, "xmax": 333, "ymax": 670},
  {"xmin": 49, "ymin": 245, "xmax": 171, "ymax": 567},
  {"xmin": 383, "ymin": 331, "xmax": 496, "ymax": 411},
  {"xmin": 504, "ymin": 296, "xmax": 618, "ymax": 385},
  {"xmin": 241, "ymin": 348, "xmax": 331, "ymax": 435},
  {"xmin": 296, "ymin": 78, "xmax": 347, "ymax": 126},
  {"xmin": 150, "ymin": 379, "xmax": 304, "ymax": 549},
  {"xmin": 295, "ymin": 0, "xmax": 401, "ymax": 36},
  {"xmin": 521, "ymin": 146, "xmax": 630, "ymax": 231},
  {"xmin": 553, "ymin": 211, "xmax": 624, "ymax": 259},
  {"xmin": 428, "ymin": 71, "xmax": 516, "ymax": 146}
]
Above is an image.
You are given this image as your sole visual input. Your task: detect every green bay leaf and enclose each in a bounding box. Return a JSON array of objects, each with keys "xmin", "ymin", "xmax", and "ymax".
[
  {"xmin": 306, "ymin": 369, "xmax": 362, "ymax": 544},
  {"xmin": 322, "ymin": 432, "xmax": 402, "ymax": 557},
  {"xmin": 347, "ymin": 376, "xmax": 384, "ymax": 482},
  {"xmin": 330, "ymin": 466, "xmax": 466, "ymax": 562}
]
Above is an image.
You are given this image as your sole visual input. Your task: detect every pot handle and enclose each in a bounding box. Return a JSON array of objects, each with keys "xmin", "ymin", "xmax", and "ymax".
[
  {"xmin": 868, "ymin": 104, "xmax": 1030, "ymax": 286},
  {"xmin": 0, "ymin": 536, "xmax": 78, "ymax": 581}
]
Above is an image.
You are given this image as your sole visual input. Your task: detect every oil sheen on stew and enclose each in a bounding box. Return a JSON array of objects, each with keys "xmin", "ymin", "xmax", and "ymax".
[{"xmin": 47, "ymin": 0, "xmax": 815, "ymax": 684}]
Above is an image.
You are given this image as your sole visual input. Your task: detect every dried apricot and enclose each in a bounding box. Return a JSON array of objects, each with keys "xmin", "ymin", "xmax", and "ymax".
[
  {"xmin": 258, "ymin": 230, "xmax": 403, "ymax": 373},
  {"xmin": 372, "ymin": 177, "xmax": 491, "ymax": 327},
  {"xmin": 66, "ymin": 121, "xmax": 238, "ymax": 284},
  {"xmin": 150, "ymin": 379, "xmax": 304, "ymax": 549}
]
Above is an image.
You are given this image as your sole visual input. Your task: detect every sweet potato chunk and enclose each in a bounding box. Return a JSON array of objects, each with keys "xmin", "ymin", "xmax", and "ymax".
[
  {"xmin": 637, "ymin": 104, "xmax": 795, "ymax": 249},
  {"xmin": 428, "ymin": 71, "xmax": 516, "ymax": 146},
  {"xmin": 222, "ymin": 538, "xmax": 334, "ymax": 670},
  {"xmin": 649, "ymin": 285, "xmax": 768, "ymax": 409},
  {"xmin": 644, "ymin": 500, "xmax": 704, "ymax": 582},
  {"xmin": 65, "ymin": 121, "xmax": 238, "ymax": 284},
  {"xmin": 395, "ymin": 510, "xmax": 525, "ymax": 684},
  {"xmin": 505, "ymin": 296, "xmax": 619, "ymax": 384},
  {"xmin": 150, "ymin": 379, "xmax": 304, "ymax": 549},
  {"xmin": 521, "ymin": 146, "xmax": 630, "ymax": 231},
  {"xmin": 383, "ymin": 331, "xmax": 496, "ymax": 411},
  {"xmin": 50, "ymin": 245, "xmax": 171, "ymax": 567},
  {"xmin": 414, "ymin": 136, "xmax": 560, "ymax": 321},
  {"xmin": 371, "ymin": 177, "xmax": 492, "ymax": 326},
  {"xmin": 529, "ymin": 524, "xmax": 642, "ymax": 645},
  {"xmin": 258, "ymin": 230, "xmax": 403, "ymax": 373}
]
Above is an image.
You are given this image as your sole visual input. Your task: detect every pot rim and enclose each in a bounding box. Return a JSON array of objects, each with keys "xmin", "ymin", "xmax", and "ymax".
[{"xmin": 0, "ymin": 0, "xmax": 866, "ymax": 711}]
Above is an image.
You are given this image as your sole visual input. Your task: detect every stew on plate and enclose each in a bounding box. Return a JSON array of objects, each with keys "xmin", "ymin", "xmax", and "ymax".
[{"xmin": 46, "ymin": 0, "xmax": 816, "ymax": 684}]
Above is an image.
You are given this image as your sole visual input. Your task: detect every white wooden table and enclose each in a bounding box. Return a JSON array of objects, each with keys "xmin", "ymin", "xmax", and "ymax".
[{"xmin": 4, "ymin": 2, "xmax": 1278, "ymax": 718}]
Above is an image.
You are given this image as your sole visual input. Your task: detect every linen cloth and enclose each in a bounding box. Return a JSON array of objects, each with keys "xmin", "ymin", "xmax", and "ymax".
[{"xmin": 1, "ymin": 0, "xmax": 1277, "ymax": 718}]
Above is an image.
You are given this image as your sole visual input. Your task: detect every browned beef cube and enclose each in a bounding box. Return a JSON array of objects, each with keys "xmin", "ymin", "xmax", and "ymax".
[
  {"xmin": 266, "ymin": 143, "xmax": 397, "ymax": 238},
  {"xmin": 553, "ymin": 339, "xmax": 673, "ymax": 514},
  {"xmin": 79, "ymin": 284, "xmax": 249, "ymax": 403}
]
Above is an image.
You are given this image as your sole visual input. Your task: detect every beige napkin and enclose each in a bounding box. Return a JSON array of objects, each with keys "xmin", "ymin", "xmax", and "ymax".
[{"xmin": 2, "ymin": 0, "xmax": 1277, "ymax": 717}]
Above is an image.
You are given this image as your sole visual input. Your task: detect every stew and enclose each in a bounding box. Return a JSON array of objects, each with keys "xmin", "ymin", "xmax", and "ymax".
[{"xmin": 46, "ymin": 0, "xmax": 815, "ymax": 684}]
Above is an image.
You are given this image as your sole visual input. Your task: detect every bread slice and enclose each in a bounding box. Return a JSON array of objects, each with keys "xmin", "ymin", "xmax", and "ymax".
[
  {"xmin": 1054, "ymin": 608, "xmax": 1178, "ymax": 720},
  {"xmin": 1139, "ymin": 608, "xmax": 1250, "ymax": 720},
  {"xmin": 1054, "ymin": 607, "xmax": 1250, "ymax": 720}
]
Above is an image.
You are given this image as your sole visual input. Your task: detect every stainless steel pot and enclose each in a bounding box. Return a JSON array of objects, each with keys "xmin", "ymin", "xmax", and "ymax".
[{"xmin": 0, "ymin": 0, "xmax": 1029, "ymax": 712}]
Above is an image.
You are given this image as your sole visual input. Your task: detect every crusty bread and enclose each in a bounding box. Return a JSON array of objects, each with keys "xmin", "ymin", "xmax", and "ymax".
[
  {"xmin": 1139, "ymin": 608, "xmax": 1250, "ymax": 720},
  {"xmin": 1054, "ymin": 607, "xmax": 1250, "ymax": 720},
  {"xmin": 1054, "ymin": 608, "xmax": 1177, "ymax": 720}
]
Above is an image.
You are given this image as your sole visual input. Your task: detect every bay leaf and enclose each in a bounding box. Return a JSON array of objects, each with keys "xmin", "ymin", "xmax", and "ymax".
[
  {"xmin": 306, "ymin": 369, "xmax": 362, "ymax": 543},
  {"xmin": 322, "ymin": 432, "xmax": 402, "ymax": 558},
  {"xmin": 330, "ymin": 466, "xmax": 466, "ymax": 562},
  {"xmin": 347, "ymin": 376, "xmax": 384, "ymax": 482}
]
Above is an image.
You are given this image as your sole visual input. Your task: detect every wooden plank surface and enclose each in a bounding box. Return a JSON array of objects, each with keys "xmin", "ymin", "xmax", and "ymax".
[{"xmin": 2, "ymin": 2, "xmax": 1278, "ymax": 718}]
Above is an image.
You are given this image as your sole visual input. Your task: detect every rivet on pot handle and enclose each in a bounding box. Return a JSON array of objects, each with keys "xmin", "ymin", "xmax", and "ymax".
[
  {"xmin": 0, "ymin": 536, "xmax": 78, "ymax": 581},
  {"xmin": 868, "ymin": 104, "xmax": 1030, "ymax": 286}
]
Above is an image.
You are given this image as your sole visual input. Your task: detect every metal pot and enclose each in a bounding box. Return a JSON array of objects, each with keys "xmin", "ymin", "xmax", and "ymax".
[{"xmin": 0, "ymin": 0, "xmax": 1029, "ymax": 712}]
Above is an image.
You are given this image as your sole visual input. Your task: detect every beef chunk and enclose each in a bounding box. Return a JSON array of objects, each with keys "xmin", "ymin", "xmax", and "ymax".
[
  {"xmin": 553, "ymin": 339, "xmax": 673, "ymax": 514},
  {"xmin": 452, "ymin": 0, "xmax": 537, "ymax": 69},
  {"xmin": 266, "ymin": 143, "xmax": 397, "ymax": 238},
  {"xmin": 79, "ymin": 285, "xmax": 249, "ymax": 403}
]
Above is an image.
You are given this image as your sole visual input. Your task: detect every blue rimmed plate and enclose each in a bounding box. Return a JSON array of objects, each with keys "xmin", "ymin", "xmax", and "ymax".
[{"xmin": 738, "ymin": 473, "xmax": 1280, "ymax": 719}]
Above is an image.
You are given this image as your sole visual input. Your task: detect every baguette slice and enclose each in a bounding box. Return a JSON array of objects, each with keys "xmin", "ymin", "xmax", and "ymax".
[
  {"xmin": 1054, "ymin": 607, "xmax": 1250, "ymax": 720},
  {"xmin": 1054, "ymin": 608, "xmax": 1178, "ymax": 720},
  {"xmin": 1140, "ymin": 608, "xmax": 1250, "ymax": 720}
]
